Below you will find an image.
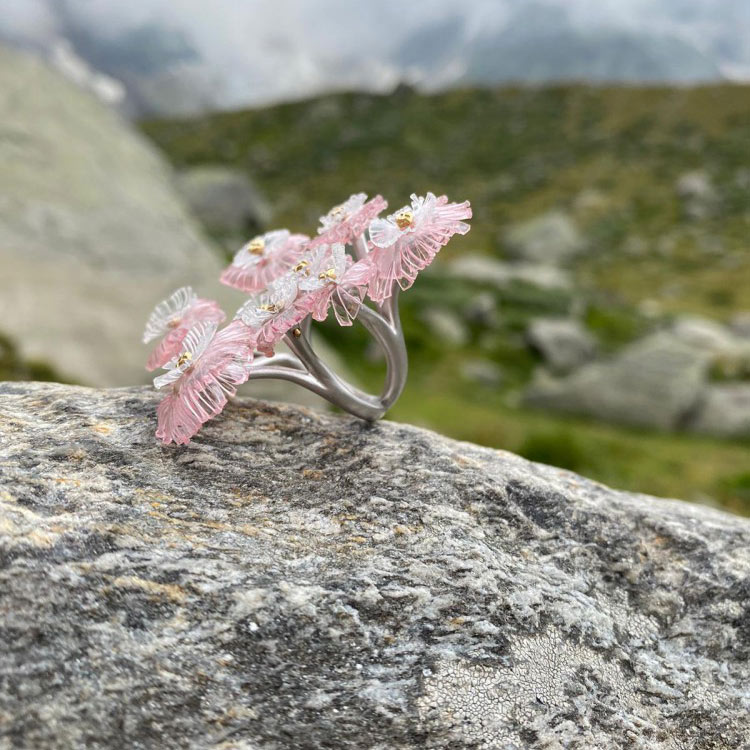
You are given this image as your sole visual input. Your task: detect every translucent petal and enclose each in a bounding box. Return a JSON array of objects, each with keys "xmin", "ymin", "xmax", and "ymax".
[
  {"xmin": 313, "ymin": 194, "xmax": 387, "ymax": 247},
  {"xmin": 221, "ymin": 231, "xmax": 308, "ymax": 293},
  {"xmin": 145, "ymin": 298, "xmax": 225, "ymax": 371},
  {"xmin": 155, "ymin": 320, "xmax": 253, "ymax": 445},
  {"xmin": 143, "ymin": 286, "xmax": 197, "ymax": 343},
  {"xmin": 368, "ymin": 218, "xmax": 402, "ymax": 249},
  {"xmin": 366, "ymin": 195, "xmax": 472, "ymax": 302}
]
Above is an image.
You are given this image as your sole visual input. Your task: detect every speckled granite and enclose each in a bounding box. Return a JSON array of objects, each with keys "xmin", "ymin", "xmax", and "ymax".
[{"xmin": 0, "ymin": 382, "xmax": 748, "ymax": 749}]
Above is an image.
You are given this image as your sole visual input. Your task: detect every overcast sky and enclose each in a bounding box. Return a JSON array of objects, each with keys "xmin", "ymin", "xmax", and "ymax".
[{"xmin": 3, "ymin": 0, "xmax": 750, "ymax": 106}]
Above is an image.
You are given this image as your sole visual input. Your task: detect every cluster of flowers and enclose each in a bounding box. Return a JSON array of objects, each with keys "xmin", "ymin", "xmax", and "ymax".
[{"xmin": 143, "ymin": 192, "xmax": 472, "ymax": 445}]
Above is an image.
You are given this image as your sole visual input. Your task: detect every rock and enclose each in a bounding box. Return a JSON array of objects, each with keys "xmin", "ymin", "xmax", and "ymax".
[
  {"xmin": 526, "ymin": 317, "xmax": 597, "ymax": 374},
  {"xmin": 462, "ymin": 292, "xmax": 500, "ymax": 329},
  {"xmin": 689, "ymin": 384, "xmax": 750, "ymax": 438},
  {"xmin": 176, "ymin": 165, "xmax": 272, "ymax": 238},
  {"xmin": 460, "ymin": 358, "xmax": 503, "ymax": 386},
  {"xmin": 420, "ymin": 307, "xmax": 469, "ymax": 347},
  {"xmin": 0, "ymin": 381, "xmax": 748, "ymax": 749},
  {"xmin": 525, "ymin": 332, "xmax": 710, "ymax": 430},
  {"xmin": 502, "ymin": 210, "xmax": 585, "ymax": 264},
  {"xmin": 671, "ymin": 315, "xmax": 737, "ymax": 354},
  {"xmin": 675, "ymin": 170, "xmax": 719, "ymax": 220},
  {"xmin": 672, "ymin": 316, "xmax": 750, "ymax": 379},
  {"xmin": 0, "ymin": 45, "xmax": 233, "ymax": 387},
  {"xmin": 450, "ymin": 255, "xmax": 572, "ymax": 290},
  {"xmin": 729, "ymin": 312, "xmax": 750, "ymax": 339}
]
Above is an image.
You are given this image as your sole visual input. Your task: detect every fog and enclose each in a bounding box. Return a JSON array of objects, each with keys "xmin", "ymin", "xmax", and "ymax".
[{"xmin": 3, "ymin": 0, "xmax": 750, "ymax": 109}]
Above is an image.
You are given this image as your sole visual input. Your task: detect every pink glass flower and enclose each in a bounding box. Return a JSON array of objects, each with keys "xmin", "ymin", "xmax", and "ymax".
[
  {"xmin": 154, "ymin": 320, "xmax": 253, "ymax": 445},
  {"xmin": 297, "ymin": 244, "xmax": 373, "ymax": 326},
  {"xmin": 142, "ymin": 286, "xmax": 226, "ymax": 371},
  {"xmin": 235, "ymin": 274, "xmax": 309, "ymax": 356},
  {"xmin": 310, "ymin": 193, "xmax": 388, "ymax": 247},
  {"xmin": 367, "ymin": 193, "xmax": 472, "ymax": 302},
  {"xmin": 220, "ymin": 229, "xmax": 308, "ymax": 293}
]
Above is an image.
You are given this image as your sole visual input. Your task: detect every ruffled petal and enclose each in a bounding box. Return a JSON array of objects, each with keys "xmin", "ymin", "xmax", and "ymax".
[
  {"xmin": 366, "ymin": 196, "xmax": 472, "ymax": 302},
  {"xmin": 143, "ymin": 286, "xmax": 197, "ymax": 344},
  {"xmin": 155, "ymin": 320, "xmax": 253, "ymax": 445},
  {"xmin": 312, "ymin": 195, "xmax": 388, "ymax": 247},
  {"xmin": 368, "ymin": 218, "xmax": 403, "ymax": 249},
  {"xmin": 221, "ymin": 232, "xmax": 308, "ymax": 293},
  {"xmin": 145, "ymin": 298, "xmax": 226, "ymax": 371}
]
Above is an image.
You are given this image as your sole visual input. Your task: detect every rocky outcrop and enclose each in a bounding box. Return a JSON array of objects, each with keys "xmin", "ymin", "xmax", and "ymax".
[
  {"xmin": 0, "ymin": 45, "xmax": 231, "ymax": 387},
  {"xmin": 1, "ymin": 382, "xmax": 748, "ymax": 749},
  {"xmin": 524, "ymin": 332, "xmax": 710, "ymax": 430}
]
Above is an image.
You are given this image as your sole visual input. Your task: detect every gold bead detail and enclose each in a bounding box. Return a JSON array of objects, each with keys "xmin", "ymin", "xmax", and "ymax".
[{"xmin": 395, "ymin": 209, "xmax": 414, "ymax": 230}]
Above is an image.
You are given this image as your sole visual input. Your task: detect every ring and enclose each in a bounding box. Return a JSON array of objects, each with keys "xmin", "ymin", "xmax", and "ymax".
[{"xmin": 142, "ymin": 192, "xmax": 472, "ymax": 445}]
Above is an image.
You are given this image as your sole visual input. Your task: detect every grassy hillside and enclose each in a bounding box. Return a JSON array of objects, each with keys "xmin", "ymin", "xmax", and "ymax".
[
  {"xmin": 142, "ymin": 85, "xmax": 750, "ymax": 514},
  {"xmin": 144, "ymin": 84, "xmax": 750, "ymax": 315}
]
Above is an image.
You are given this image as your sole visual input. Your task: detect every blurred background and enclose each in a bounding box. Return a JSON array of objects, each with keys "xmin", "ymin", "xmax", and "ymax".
[{"xmin": 3, "ymin": 0, "xmax": 750, "ymax": 515}]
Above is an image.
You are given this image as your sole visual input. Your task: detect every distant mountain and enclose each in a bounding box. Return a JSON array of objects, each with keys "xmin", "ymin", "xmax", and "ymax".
[
  {"xmin": 462, "ymin": 29, "xmax": 721, "ymax": 86},
  {"xmin": 396, "ymin": 5, "xmax": 722, "ymax": 87},
  {"xmin": 0, "ymin": 0, "xmax": 745, "ymax": 115}
]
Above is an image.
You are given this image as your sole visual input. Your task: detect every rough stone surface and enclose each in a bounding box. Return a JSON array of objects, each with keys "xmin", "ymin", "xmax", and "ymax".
[
  {"xmin": 1, "ymin": 382, "xmax": 749, "ymax": 749},
  {"xmin": 502, "ymin": 210, "xmax": 585, "ymax": 265},
  {"xmin": 524, "ymin": 332, "xmax": 710, "ymax": 430},
  {"xmin": 0, "ymin": 45, "xmax": 233, "ymax": 386},
  {"xmin": 526, "ymin": 318, "xmax": 597, "ymax": 374},
  {"xmin": 176, "ymin": 165, "xmax": 272, "ymax": 238},
  {"xmin": 689, "ymin": 383, "xmax": 750, "ymax": 438}
]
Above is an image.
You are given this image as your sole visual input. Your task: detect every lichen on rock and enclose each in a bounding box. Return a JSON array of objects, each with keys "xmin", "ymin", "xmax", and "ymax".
[{"xmin": 0, "ymin": 382, "xmax": 748, "ymax": 749}]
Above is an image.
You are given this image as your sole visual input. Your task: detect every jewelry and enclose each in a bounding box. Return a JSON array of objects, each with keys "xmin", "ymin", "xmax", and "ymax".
[{"xmin": 143, "ymin": 192, "xmax": 472, "ymax": 445}]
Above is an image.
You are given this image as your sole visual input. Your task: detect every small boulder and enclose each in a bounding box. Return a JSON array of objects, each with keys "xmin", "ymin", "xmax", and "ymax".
[
  {"xmin": 675, "ymin": 170, "xmax": 719, "ymax": 220},
  {"xmin": 524, "ymin": 332, "xmax": 710, "ymax": 430},
  {"xmin": 176, "ymin": 165, "xmax": 272, "ymax": 237},
  {"xmin": 420, "ymin": 307, "xmax": 469, "ymax": 347},
  {"xmin": 503, "ymin": 210, "xmax": 585, "ymax": 264},
  {"xmin": 462, "ymin": 292, "xmax": 499, "ymax": 329},
  {"xmin": 460, "ymin": 358, "xmax": 503, "ymax": 387},
  {"xmin": 450, "ymin": 255, "xmax": 572, "ymax": 290},
  {"xmin": 671, "ymin": 315, "xmax": 736, "ymax": 354},
  {"xmin": 689, "ymin": 384, "xmax": 750, "ymax": 438},
  {"xmin": 729, "ymin": 312, "xmax": 750, "ymax": 339},
  {"xmin": 526, "ymin": 318, "xmax": 597, "ymax": 374}
]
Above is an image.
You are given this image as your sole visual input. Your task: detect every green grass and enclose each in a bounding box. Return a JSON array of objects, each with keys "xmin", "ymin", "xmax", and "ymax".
[{"xmin": 141, "ymin": 84, "xmax": 750, "ymax": 515}]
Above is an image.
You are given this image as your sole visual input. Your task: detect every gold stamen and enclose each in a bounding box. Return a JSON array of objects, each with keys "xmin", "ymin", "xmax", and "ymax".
[
  {"xmin": 318, "ymin": 268, "xmax": 337, "ymax": 282},
  {"xmin": 395, "ymin": 209, "xmax": 414, "ymax": 230},
  {"xmin": 293, "ymin": 259, "xmax": 310, "ymax": 273},
  {"xmin": 259, "ymin": 303, "xmax": 278, "ymax": 313},
  {"xmin": 292, "ymin": 327, "xmax": 302, "ymax": 338},
  {"xmin": 248, "ymin": 237, "xmax": 265, "ymax": 255},
  {"xmin": 177, "ymin": 351, "xmax": 192, "ymax": 367}
]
